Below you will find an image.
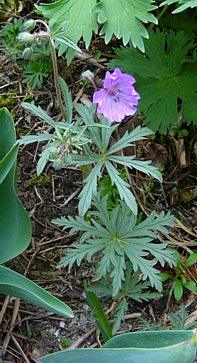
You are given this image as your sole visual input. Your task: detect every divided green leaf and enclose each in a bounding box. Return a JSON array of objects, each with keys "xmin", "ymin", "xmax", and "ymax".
[
  {"xmin": 37, "ymin": 0, "xmax": 158, "ymax": 55},
  {"xmin": 95, "ymin": 0, "xmax": 158, "ymax": 52},
  {"xmin": 109, "ymin": 30, "xmax": 197, "ymax": 132},
  {"xmin": 37, "ymin": 0, "xmax": 98, "ymax": 59},
  {"xmin": 22, "ymin": 100, "xmax": 161, "ymax": 215},
  {"xmin": 53, "ymin": 195, "xmax": 176, "ymax": 296}
]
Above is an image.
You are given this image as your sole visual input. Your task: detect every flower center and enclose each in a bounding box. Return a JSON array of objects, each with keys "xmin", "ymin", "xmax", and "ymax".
[{"xmin": 107, "ymin": 86, "xmax": 121, "ymax": 101}]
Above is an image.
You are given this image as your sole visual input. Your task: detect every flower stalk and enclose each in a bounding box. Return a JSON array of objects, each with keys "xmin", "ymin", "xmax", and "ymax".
[{"xmin": 34, "ymin": 20, "xmax": 66, "ymax": 120}]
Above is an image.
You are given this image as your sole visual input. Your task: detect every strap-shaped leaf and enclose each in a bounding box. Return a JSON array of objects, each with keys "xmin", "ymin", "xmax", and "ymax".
[
  {"xmin": 0, "ymin": 266, "xmax": 73, "ymax": 318},
  {"xmin": 0, "ymin": 143, "xmax": 19, "ymax": 183},
  {"xmin": 42, "ymin": 330, "xmax": 196, "ymax": 363},
  {"xmin": 0, "ymin": 108, "xmax": 31, "ymax": 263}
]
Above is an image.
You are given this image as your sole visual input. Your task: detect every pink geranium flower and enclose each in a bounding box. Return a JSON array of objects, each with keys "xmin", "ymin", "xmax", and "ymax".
[{"xmin": 93, "ymin": 68, "xmax": 140, "ymax": 123}]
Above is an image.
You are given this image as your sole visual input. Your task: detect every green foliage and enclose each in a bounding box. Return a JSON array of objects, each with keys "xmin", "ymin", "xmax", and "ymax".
[
  {"xmin": 161, "ymin": 251, "xmax": 197, "ymax": 300},
  {"xmin": 108, "ymin": 30, "xmax": 197, "ymax": 132},
  {"xmin": 20, "ymin": 83, "xmax": 162, "ymax": 216},
  {"xmin": 1, "ymin": 18, "xmax": 24, "ymax": 60},
  {"xmin": 37, "ymin": 0, "xmax": 158, "ymax": 57},
  {"xmin": 37, "ymin": 0, "xmax": 97, "ymax": 48},
  {"xmin": 161, "ymin": 0, "xmax": 197, "ymax": 13},
  {"xmin": 37, "ymin": 0, "xmax": 97, "ymax": 60},
  {"xmin": 91, "ymin": 262, "xmax": 161, "ymax": 333},
  {"xmin": 113, "ymin": 265, "xmax": 161, "ymax": 332},
  {"xmin": 1, "ymin": 19, "xmax": 52, "ymax": 89},
  {"xmin": 20, "ymin": 98, "xmax": 91, "ymax": 175},
  {"xmin": 0, "ymin": 265, "xmax": 73, "ymax": 317},
  {"xmin": 42, "ymin": 330, "xmax": 196, "ymax": 363},
  {"xmin": 53, "ymin": 194, "xmax": 175, "ymax": 296},
  {"xmin": 0, "ymin": 108, "xmax": 31, "ymax": 263},
  {"xmin": 98, "ymin": 172, "xmax": 126, "ymax": 209},
  {"xmin": 71, "ymin": 104, "xmax": 161, "ymax": 216},
  {"xmin": 168, "ymin": 305, "xmax": 196, "ymax": 330},
  {"xmin": 23, "ymin": 59, "xmax": 52, "ymax": 89},
  {"xmin": 95, "ymin": 0, "xmax": 158, "ymax": 52},
  {"xmin": 85, "ymin": 285, "xmax": 112, "ymax": 341},
  {"xmin": 0, "ymin": 107, "xmax": 73, "ymax": 318}
]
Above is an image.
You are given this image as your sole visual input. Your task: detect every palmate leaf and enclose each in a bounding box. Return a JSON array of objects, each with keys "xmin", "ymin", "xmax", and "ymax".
[
  {"xmin": 57, "ymin": 241, "xmax": 103, "ymax": 268},
  {"xmin": 37, "ymin": 0, "xmax": 158, "ymax": 57},
  {"xmin": 54, "ymin": 195, "xmax": 176, "ymax": 295},
  {"xmin": 109, "ymin": 30, "xmax": 197, "ymax": 132},
  {"xmin": 23, "ymin": 60, "xmax": 51, "ymax": 89},
  {"xmin": 128, "ymin": 211, "xmax": 174, "ymax": 238},
  {"xmin": 37, "ymin": 0, "xmax": 98, "ymax": 49},
  {"xmin": 125, "ymin": 272, "xmax": 161, "ymax": 302},
  {"xmin": 161, "ymin": 0, "xmax": 197, "ymax": 13},
  {"xmin": 68, "ymin": 106, "xmax": 161, "ymax": 216},
  {"xmin": 95, "ymin": 0, "xmax": 158, "ymax": 52}
]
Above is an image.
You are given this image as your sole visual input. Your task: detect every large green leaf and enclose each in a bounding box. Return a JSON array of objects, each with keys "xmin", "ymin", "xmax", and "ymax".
[
  {"xmin": 42, "ymin": 330, "xmax": 196, "ymax": 363},
  {"xmin": 37, "ymin": 0, "xmax": 157, "ymax": 53},
  {"xmin": 95, "ymin": 0, "xmax": 157, "ymax": 52},
  {"xmin": 109, "ymin": 31, "xmax": 197, "ymax": 132},
  {"xmin": 0, "ymin": 143, "xmax": 19, "ymax": 183},
  {"xmin": 37, "ymin": 0, "xmax": 98, "ymax": 48},
  {"xmin": 0, "ymin": 108, "xmax": 31, "ymax": 263},
  {"xmin": 0, "ymin": 266, "xmax": 73, "ymax": 318}
]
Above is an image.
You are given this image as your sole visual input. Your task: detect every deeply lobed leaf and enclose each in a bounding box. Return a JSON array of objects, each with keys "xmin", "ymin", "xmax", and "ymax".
[
  {"xmin": 37, "ymin": 0, "xmax": 158, "ymax": 56},
  {"xmin": 54, "ymin": 195, "xmax": 176, "ymax": 295},
  {"xmin": 95, "ymin": 0, "xmax": 158, "ymax": 51},
  {"xmin": 109, "ymin": 31, "xmax": 197, "ymax": 132}
]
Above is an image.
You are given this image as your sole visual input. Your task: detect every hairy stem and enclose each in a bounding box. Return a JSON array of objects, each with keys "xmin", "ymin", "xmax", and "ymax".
[
  {"xmin": 49, "ymin": 39, "xmax": 67, "ymax": 120},
  {"xmin": 35, "ymin": 19, "xmax": 66, "ymax": 120}
]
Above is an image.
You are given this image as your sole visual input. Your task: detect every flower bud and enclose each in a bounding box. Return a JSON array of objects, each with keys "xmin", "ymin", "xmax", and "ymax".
[
  {"xmin": 17, "ymin": 32, "xmax": 34, "ymax": 43},
  {"xmin": 81, "ymin": 70, "xmax": 94, "ymax": 82},
  {"xmin": 22, "ymin": 47, "xmax": 33, "ymax": 59},
  {"xmin": 22, "ymin": 19, "xmax": 36, "ymax": 31}
]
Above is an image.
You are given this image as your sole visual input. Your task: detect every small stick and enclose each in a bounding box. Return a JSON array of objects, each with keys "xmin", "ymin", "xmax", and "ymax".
[
  {"xmin": 0, "ymin": 295, "xmax": 10, "ymax": 325},
  {"xmin": 68, "ymin": 327, "xmax": 96, "ymax": 350},
  {"xmin": 11, "ymin": 335, "xmax": 30, "ymax": 363}
]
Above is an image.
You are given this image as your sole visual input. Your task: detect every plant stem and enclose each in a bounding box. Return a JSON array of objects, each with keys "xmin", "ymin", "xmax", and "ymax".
[
  {"xmin": 149, "ymin": 4, "xmax": 168, "ymax": 30},
  {"xmin": 49, "ymin": 39, "xmax": 67, "ymax": 120},
  {"xmin": 35, "ymin": 19, "xmax": 66, "ymax": 120}
]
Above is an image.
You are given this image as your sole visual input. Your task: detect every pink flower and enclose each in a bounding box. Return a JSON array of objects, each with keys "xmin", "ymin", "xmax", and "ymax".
[{"xmin": 93, "ymin": 68, "xmax": 140, "ymax": 123}]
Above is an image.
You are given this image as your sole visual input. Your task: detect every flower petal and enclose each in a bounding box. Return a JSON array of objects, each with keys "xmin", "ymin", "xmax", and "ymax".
[
  {"xmin": 92, "ymin": 68, "xmax": 140, "ymax": 123},
  {"xmin": 93, "ymin": 89, "xmax": 107, "ymax": 103}
]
